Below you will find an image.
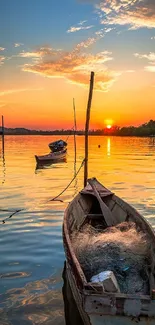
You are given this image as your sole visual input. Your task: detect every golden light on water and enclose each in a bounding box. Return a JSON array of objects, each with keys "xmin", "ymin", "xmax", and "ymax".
[{"xmin": 107, "ymin": 138, "xmax": 111, "ymax": 156}]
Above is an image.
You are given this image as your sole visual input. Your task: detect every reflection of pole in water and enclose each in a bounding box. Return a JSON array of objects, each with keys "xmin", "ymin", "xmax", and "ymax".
[
  {"xmin": 1, "ymin": 137, "xmax": 6, "ymax": 185},
  {"xmin": 107, "ymin": 137, "xmax": 111, "ymax": 156},
  {"xmin": 1, "ymin": 115, "xmax": 5, "ymax": 184},
  {"xmin": 73, "ymin": 98, "xmax": 78, "ymax": 195},
  {"xmin": 73, "ymin": 168, "xmax": 78, "ymax": 196},
  {"xmin": 149, "ymin": 136, "xmax": 155, "ymax": 147},
  {"xmin": 73, "ymin": 98, "xmax": 77, "ymax": 171}
]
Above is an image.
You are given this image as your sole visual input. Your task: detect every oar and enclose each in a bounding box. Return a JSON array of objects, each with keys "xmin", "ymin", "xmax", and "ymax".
[{"xmin": 87, "ymin": 178, "xmax": 115, "ymax": 227}]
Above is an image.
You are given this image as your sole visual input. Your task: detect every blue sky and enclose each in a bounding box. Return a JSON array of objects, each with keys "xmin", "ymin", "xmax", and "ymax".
[{"xmin": 0, "ymin": 0, "xmax": 94, "ymax": 47}]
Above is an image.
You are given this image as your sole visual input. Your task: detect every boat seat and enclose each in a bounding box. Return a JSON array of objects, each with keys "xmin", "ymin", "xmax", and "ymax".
[{"xmin": 87, "ymin": 214, "xmax": 103, "ymax": 219}]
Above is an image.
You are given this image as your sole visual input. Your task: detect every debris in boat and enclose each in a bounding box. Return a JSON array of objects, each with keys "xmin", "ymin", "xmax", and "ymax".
[
  {"xmin": 72, "ymin": 222, "xmax": 150, "ymax": 295},
  {"xmin": 90, "ymin": 270, "xmax": 120, "ymax": 293}
]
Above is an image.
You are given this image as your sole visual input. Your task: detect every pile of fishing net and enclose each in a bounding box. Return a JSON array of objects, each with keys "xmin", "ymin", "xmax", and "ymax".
[{"xmin": 72, "ymin": 222, "xmax": 150, "ymax": 294}]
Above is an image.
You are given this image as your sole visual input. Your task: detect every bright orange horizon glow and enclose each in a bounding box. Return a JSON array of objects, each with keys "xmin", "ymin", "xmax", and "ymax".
[{"xmin": 107, "ymin": 125, "xmax": 112, "ymax": 129}]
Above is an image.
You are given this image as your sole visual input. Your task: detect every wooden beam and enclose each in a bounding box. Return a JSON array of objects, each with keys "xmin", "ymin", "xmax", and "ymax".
[
  {"xmin": 84, "ymin": 72, "xmax": 94, "ymax": 187},
  {"xmin": 88, "ymin": 178, "xmax": 116, "ymax": 226}
]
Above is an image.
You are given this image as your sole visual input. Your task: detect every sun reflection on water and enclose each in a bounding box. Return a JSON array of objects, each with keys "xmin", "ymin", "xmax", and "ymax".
[{"xmin": 107, "ymin": 137, "xmax": 111, "ymax": 157}]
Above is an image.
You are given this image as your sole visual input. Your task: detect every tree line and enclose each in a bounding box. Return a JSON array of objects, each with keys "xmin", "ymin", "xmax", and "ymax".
[{"xmin": 1, "ymin": 120, "xmax": 155, "ymax": 136}]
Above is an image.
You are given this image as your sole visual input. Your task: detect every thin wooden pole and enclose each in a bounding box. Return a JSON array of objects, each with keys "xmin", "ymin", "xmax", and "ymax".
[
  {"xmin": 84, "ymin": 71, "xmax": 95, "ymax": 187},
  {"xmin": 73, "ymin": 98, "xmax": 77, "ymax": 168},
  {"xmin": 2, "ymin": 116, "xmax": 4, "ymax": 135}
]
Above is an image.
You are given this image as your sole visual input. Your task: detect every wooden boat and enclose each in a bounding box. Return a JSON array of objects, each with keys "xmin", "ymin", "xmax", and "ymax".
[
  {"xmin": 35, "ymin": 148, "xmax": 67, "ymax": 164},
  {"xmin": 63, "ymin": 177, "xmax": 155, "ymax": 325},
  {"xmin": 48, "ymin": 139, "xmax": 67, "ymax": 152}
]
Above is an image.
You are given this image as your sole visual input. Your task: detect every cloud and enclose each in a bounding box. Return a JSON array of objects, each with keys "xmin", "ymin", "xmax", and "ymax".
[
  {"xmin": 14, "ymin": 43, "xmax": 24, "ymax": 47},
  {"xmin": 21, "ymin": 41, "xmax": 119, "ymax": 91},
  {"xmin": 0, "ymin": 88, "xmax": 43, "ymax": 97},
  {"xmin": 17, "ymin": 47, "xmax": 61, "ymax": 60},
  {"xmin": 67, "ymin": 25, "xmax": 94, "ymax": 33},
  {"xmin": 0, "ymin": 47, "xmax": 5, "ymax": 51},
  {"xmin": 80, "ymin": 0, "xmax": 155, "ymax": 29},
  {"xmin": 0, "ymin": 56, "xmax": 5, "ymax": 66},
  {"xmin": 134, "ymin": 51, "xmax": 155, "ymax": 72},
  {"xmin": 134, "ymin": 52, "xmax": 155, "ymax": 61},
  {"xmin": 67, "ymin": 20, "xmax": 94, "ymax": 33},
  {"xmin": 0, "ymin": 102, "xmax": 6, "ymax": 108},
  {"xmin": 151, "ymin": 36, "xmax": 155, "ymax": 39},
  {"xmin": 145, "ymin": 66, "xmax": 155, "ymax": 72},
  {"xmin": 125, "ymin": 70, "xmax": 135, "ymax": 73},
  {"xmin": 79, "ymin": 20, "xmax": 87, "ymax": 25},
  {"xmin": 95, "ymin": 27, "xmax": 115, "ymax": 37}
]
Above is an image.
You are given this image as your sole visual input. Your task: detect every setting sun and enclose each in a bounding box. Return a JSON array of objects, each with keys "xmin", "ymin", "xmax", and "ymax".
[{"xmin": 104, "ymin": 119, "xmax": 113, "ymax": 129}]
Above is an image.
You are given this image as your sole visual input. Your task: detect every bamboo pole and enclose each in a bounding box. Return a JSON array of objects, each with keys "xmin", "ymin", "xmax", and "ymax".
[
  {"xmin": 84, "ymin": 71, "xmax": 95, "ymax": 187},
  {"xmin": 73, "ymin": 98, "xmax": 77, "ymax": 168}
]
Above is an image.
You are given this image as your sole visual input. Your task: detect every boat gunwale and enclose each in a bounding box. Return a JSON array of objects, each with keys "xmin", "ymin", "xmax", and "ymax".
[{"xmin": 35, "ymin": 148, "xmax": 67, "ymax": 162}]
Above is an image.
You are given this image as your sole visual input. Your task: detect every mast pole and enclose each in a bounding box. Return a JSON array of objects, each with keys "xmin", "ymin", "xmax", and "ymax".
[{"xmin": 84, "ymin": 71, "xmax": 95, "ymax": 187}]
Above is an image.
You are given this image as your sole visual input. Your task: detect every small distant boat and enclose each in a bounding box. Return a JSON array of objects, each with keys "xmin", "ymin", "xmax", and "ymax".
[
  {"xmin": 35, "ymin": 148, "xmax": 67, "ymax": 164},
  {"xmin": 48, "ymin": 139, "xmax": 67, "ymax": 152}
]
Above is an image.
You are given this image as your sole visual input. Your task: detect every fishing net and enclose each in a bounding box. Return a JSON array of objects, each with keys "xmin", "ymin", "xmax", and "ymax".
[{"xmin": 71, "ymin": 222, "xmax": 151, "ymax": 295}]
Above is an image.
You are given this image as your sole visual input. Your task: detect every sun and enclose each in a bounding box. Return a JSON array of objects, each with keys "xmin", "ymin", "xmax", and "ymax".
[{"xmin": 104, "ymin": 119, "xmax": 113, "ymax": 129}]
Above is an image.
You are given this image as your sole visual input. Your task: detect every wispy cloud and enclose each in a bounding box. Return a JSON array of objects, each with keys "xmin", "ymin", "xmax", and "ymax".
[
  {"xmin": 151, "ymin": 36, "xmax": 155, "ymax": 40},
  {"xmin": 134, "ymin": 51, "xmax": 155, "ymax": 72},
  {"xmin": 67, "ymin": 25, "xmax": 94, "ymax": 33},
  {"xmin": 0, "ymin": 88, "xmax": 43, "ymax": 97},
  {"xmin": 0, "ymin": 47, "xmax": 5, "ymax": 51},
  {"xmin": 145, "ymin": 66, "xmax": 155, "ymax": 72},
  {"xmin": 0, "ymin": 56, "xmax": 5, "ymax": 66},
  {"xmin": 81, "ymin": 0, "xmax": 155, "ymax": 30},
  {"xmin": 125, "ymin": 70, "xmax": 135, "ymax": 73},
  {"xmin": 134, "ymin": 52, "xmax": 155, "ymax": 61},
  {"xmin": 67, "ymin": 19, "xmax": 94, "ymax": 33},
  {"xmin": 21, "ymin": 40, "xmax": 119, "ymax": 92},
  {"xmin": 0, "ymin": 102, "xmax": 6, "ymax": 108},
  {"xmin": 14, "ymin": 43, "xmax": 24, "ymax": 47},
  {"xmin": 17, "ymin": 47, "xmax": 61, "ymax": 60},
  {"xmin": 95, "ymin": 27, "xmax": 115, "ymax": 38}
]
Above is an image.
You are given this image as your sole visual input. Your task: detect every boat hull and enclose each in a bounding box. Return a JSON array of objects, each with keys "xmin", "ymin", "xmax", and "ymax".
[
  {"xmin": 89, "ymin": 315, "xmax": 155, "ymax": 325},
  {"xmin": 35, "ymin": 148, "xmax": 67, "ymax": 164}
]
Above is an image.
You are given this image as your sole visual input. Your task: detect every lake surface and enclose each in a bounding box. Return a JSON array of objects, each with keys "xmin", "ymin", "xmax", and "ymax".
[{"xmin": 0, "ymin": 135, "xmax": 155, "ymax": 324}]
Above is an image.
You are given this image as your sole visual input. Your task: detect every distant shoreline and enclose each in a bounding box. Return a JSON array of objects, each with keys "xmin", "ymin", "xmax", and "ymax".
[{"xmin": 1, "ymin": 120, "xmax": 155, "ymax": 137}]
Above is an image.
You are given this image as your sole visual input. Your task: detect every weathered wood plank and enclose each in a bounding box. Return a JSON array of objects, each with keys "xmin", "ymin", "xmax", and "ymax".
[{"xmin": 88, "ymin": 178, "xmax": 116, "ymax": 226}]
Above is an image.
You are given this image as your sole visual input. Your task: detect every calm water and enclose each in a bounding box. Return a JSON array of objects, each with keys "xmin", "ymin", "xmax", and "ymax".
[{"xmin": 0, "ymin": 135, "xmax": 155, "ymax": 324}]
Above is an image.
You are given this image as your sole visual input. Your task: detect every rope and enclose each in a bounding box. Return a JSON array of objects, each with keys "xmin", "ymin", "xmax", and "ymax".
[
  {"xmin": 1, "ymin": 209, "xmax": 24, "ymax": 224},
  {"xmin": 1, "ymin": 159, "xmax": 85, "ymax": 223},
  {"xmin": 47, "ymin": 158, "xmax": 85, "ymax": 202},
  {"xmin": 65, "ymin": 126, "xmax": 74, "ymax": 142}
]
